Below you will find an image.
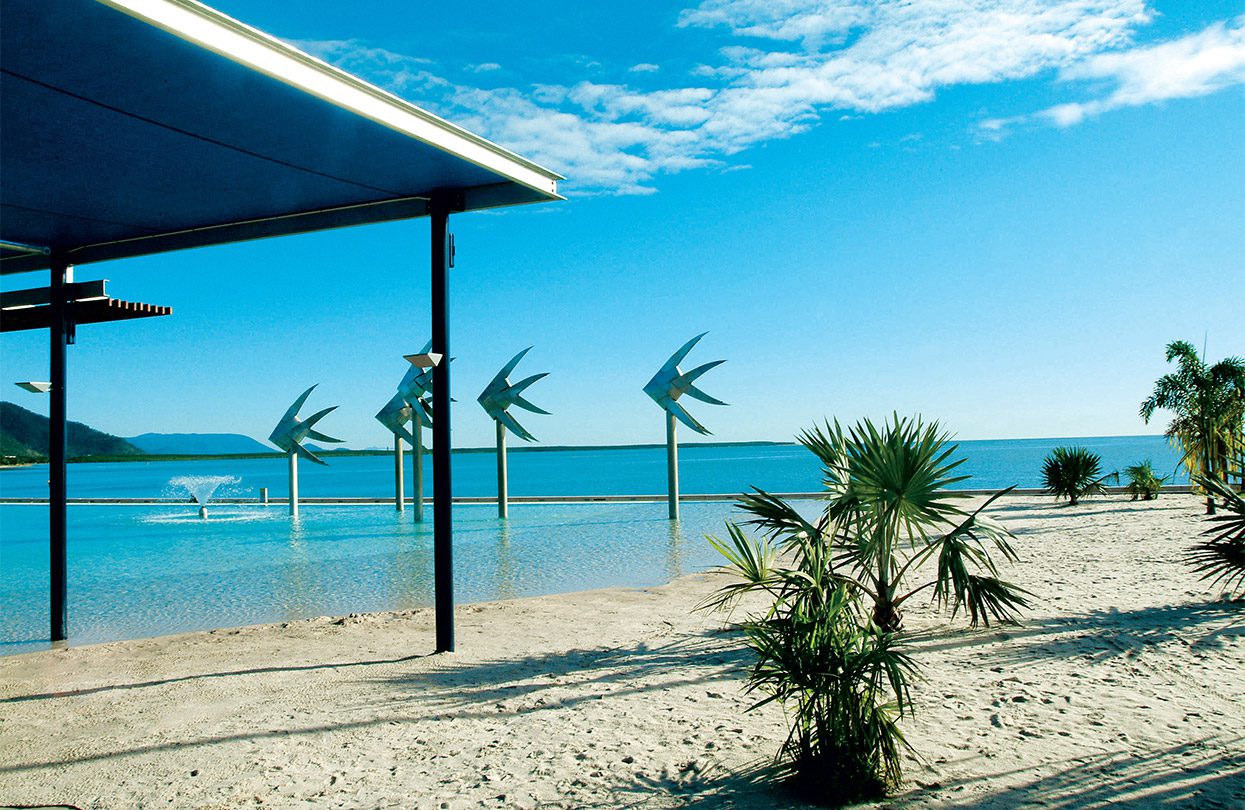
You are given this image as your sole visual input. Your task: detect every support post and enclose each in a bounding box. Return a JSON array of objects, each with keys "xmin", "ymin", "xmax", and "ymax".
[
  {"xmin": 413, "ymin": 413, "xmax": 424, "ymax": 522},
  {"xmin": 288, "ymin": 451, "xmax": 299, "ymax": 517},
  {"xmin": 430, "ymin": 195, "xmax": 454, "ymax": 653},
  {"xmin": 394, "ymin": 435, "xmax": 405, "ymax": 511},
  {"xmin": 496, "ymin": 420, "xmax": 508, "ymax": 519},
  {"xmin": 48, "ymin": 251, "xmax": 70, "ymax": 643},
  {"xmin": 666, "ymin": 411, "xmax": 679, "ymax": 521}
]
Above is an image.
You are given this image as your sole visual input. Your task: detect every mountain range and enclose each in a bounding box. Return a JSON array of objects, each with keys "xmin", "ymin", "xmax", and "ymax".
[{"xmin": 0, "ymin": 402, "xmax": 270, "ymax": 462}]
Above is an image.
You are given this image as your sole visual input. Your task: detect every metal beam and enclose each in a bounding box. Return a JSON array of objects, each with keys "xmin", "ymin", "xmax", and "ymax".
[
  {"xmin": 1, "ymin": 279, "xmax": 107, "ymax": 309},
  {"xmin": 430, "ymin": 194, "xmax": 454, "ymax": 653},
  {"xmin": 48, "ymin": 252, "xmax": 69, "ymax": 643}
]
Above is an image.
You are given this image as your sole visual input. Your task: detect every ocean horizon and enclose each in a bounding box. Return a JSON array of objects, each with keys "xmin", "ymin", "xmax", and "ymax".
[{"xmin": 0, "ymin": 433, "xmax": 1186, "ymax": 501}]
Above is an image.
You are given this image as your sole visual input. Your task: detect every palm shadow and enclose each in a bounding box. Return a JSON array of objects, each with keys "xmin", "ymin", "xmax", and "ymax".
[
  {"xmin": 904, "ymin": 739, "xmax": 1244, "ymax": 808},
  {"xmin": 904, "ymin": 600, "xmax": 1243, "ymax": 664},
  {"xmin": 375, "ymin": 629, "xmax": 755, "ymax": 720}
]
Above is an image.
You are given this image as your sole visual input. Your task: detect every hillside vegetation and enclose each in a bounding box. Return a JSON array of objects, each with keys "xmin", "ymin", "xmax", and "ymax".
[{"xmin": 0, "ymin": 402, "xmax": 143, "ymax": 463}]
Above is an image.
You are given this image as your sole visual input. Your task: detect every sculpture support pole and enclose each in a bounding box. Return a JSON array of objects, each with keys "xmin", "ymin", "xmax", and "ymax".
[
  {"xmin": 431, "ymin": 195, "xmax": 455, "ymax": 653},
  {"xmin": 288, "ymin": 451, "xmax": 299, "ymax": 518},
  {"xmin": 666, "ymin": 411, "xmax": 679, "ymax": 521},
  {"xmin": 48, "ymin": 251, "xmax": 69, "ymax": 643},
  {"xmin": 413, "ymin": 414, "xmax": 424, "ymax": 522},
  {"xmin": 497, "ymin": 420, "xmax": 508, "ymax": 519},
  {"xmin": 393, "ymin": 435, "xmax": 405, "ymax": 511}
]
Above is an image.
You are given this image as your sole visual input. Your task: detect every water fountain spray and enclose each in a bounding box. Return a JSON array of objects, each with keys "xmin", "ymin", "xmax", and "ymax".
[
  {"xmin": 169, "ymin": 475, "xmax": 240, "ymax": 519},
  {"xmin": 643, "ymin": 333, "xmax": 727, "ymax": 520},
  {"xmin": 478, "ymin": 347, "xmax": 549, "ymax": 518},
  {"xmin": 268, "ymin": 385, "xmax": 343, "ymax": 517}
]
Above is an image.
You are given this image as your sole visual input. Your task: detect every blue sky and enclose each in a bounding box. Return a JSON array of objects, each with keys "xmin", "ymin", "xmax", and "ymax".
[{"xmin": 2, "ymin": 0, "xmax": 1243, "ymax": 449}]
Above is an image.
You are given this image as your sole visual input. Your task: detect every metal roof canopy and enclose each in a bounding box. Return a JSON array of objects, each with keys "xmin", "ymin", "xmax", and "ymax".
[
  {"xmin": 0, "ymin": 0, "xmax": 563, "ymax": 653},
  {"xmin": 0, "ymin": 0, "xmax": 562, "ymax": 274}
]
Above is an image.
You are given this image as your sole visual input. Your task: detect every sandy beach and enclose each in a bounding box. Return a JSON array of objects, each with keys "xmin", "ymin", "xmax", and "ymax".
[{"xmin": 1, "ymin": 494, "xmax": 1242, "ymax": 809}]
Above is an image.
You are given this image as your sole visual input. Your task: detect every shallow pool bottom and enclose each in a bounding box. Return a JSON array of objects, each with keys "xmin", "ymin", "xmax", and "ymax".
[{"xmin": 0, "ymin": 501, "xmax": 803, "ymax": 655}]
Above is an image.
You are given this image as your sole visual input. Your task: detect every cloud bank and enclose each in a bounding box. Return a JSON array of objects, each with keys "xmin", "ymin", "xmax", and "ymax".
[{"xmin": 300, "ymin": 3, "xmax": 1245, "ymax": 194}]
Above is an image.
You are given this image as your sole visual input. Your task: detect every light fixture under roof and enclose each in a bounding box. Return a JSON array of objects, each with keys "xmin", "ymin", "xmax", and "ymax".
[{"xmin": 403, "ymin": 351, "xmax": 443, "ymax": 368}]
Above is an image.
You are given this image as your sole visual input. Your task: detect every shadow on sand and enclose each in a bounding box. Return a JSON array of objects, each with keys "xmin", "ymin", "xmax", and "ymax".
[
  {"xmin": 905, "ymin": 600, "xmax": 1244, "ymax": 664},
  {"xmin": 904, "ymin": 740, "xmax": 1243, "ymax": 809}
]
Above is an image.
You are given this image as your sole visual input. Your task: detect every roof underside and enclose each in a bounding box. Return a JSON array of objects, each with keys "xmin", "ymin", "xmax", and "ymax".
[{"xmin": 0, "ymin": 0, "xmax": 562, "ymax": 275}]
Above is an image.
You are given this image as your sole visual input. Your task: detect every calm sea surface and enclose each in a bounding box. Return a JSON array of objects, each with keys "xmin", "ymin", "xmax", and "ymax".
[{"xmin": 0, "ymin": 436, "xmax": 1183, "ymax": 654}]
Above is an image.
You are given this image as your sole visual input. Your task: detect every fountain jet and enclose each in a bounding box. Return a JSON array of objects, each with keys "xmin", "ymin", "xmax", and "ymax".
[
  {"xmin": 478, "ymin": 347, "xmax": 549, "ymax": 517},
  {"xmin": 644, "ymin": 333, "xmax": 727, "ymax": 520},
  {"xmin": 169, "ymin": 475, "xmax": 240, "ymax": 519},
  {"xmin": 268, "ymin": 385, "xmax": 343, "ymax": 517}
]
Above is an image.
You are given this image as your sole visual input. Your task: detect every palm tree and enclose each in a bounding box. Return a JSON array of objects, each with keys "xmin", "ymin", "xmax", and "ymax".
[
  {"xmin": 709, "ymin": 416, "xmax": 1029, "ymax": 633},
  {"xmin": 1188, "ymin": 475, "xmax": 1245, "ymax": 598},
  {"xmin": 1140, "ymin": 341, "xmax": 1245, "ymax": 514},
  {"xmin": 703, "ymin": 527, "xmax": 917, "ymax": 804},
  {"xmin": 1040, "ymin": 446, "xmax": 1117, "ymax": 505},
  {"xmin": 1123, "ymin": 460, "xmax": 1168, "ymax": 501}
]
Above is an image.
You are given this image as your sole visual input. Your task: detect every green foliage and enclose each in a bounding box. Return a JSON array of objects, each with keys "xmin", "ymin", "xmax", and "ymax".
[
  {"xmin": 1123, "ymin": 460, "xmax": 1168, "ymax": 501},
  {"xmin": 1188, "ymin": 476, "xmax": 1245, "ymax": 598},
  {"xmin": 1140, "ymin": 341, "xmax": 1245, "ymax": 512},
  {"xmin": 701, "ymin": 415, "xmax": 1030, "ymax": 805},
  {"xmin": 1041, "ymin": 446, "xmax": 1116, "ymax": 505},
  {"xmin": 702, "ymin": 526, "xmax": 917, "ymax": 806},
  {"xmin": 0, "ymin": 401, "xmax": 143, "ymax": 461}
]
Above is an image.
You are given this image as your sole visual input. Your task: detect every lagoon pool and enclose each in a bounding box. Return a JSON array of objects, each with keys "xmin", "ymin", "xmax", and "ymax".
[{"xmin": 0, "ymin": 500, "xmax": 777, "ymax": 655}]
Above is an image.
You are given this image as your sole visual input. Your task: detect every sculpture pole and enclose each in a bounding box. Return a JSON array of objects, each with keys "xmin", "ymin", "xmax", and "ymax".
[
  {"xmin": 496, "ymin": 419, "xmax": 508, "ymax": 518},
  {"xmin": 413, "ymin": 411, "xmax": 424, "ymax": 522},
  {"xmin": 393, "ymin": 434, "xmax": 405, "ymax": 511},
  {"xmin": 269, "ymin": 385, "xmax": 343, "ymax": 521},
  {"xmin": 666, "ymin": 411, "xmax": 679, "ymax": 520},
  {"xmin": 643, "ymin": 334, "xmax": 727, "ymax": 522},
  {"xmin": 478, "ymin": 347, "xmax": 549, "ymax": 520},
  {"xmin": 288, "ymin": 450, "xmax": 299, "ymax": 517}
]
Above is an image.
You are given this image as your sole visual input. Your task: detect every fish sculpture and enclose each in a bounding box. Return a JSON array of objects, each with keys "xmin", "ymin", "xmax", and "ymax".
[
  {"xmin": 397, "ymin": 340, "xmax": 439, "ymax": 426},
  {"xmin": 268, "ymin": 385, "xmax": 344, "ymax": 465},
  {"xmin": 643, "ymin": 333, "xmax": 727, "ymax": 435},
  {"xmin": 477, "ymin": 347, "xmax": 549, "ymax": 442},
  {"xmin": 375, "ymin": 392, "xmax": 416, "ymax": 445}
]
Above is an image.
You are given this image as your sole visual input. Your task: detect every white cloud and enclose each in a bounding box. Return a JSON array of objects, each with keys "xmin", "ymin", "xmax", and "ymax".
[
  {"xmin": 470, "ymin": 62, "xmax": 502, "ymax": 73},
  {"xmin": 981, "ymin": 16, "xmax": 1245, "ymax": 135},
  {"xmin": 298, "ymin": 4, "xmax": 1242, "ymax": 195}
]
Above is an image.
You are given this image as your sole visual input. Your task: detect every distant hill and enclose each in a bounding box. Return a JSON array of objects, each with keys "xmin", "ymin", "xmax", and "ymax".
[
  {"xmin": 128, "ymin": 432, "xmax": 270, "ymax": 455},
  {"xmin": 0, "ymin": 401, "xmax": 144, "ymax": 462}
]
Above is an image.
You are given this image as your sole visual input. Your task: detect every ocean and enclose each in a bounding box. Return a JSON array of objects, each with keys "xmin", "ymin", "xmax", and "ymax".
[
  {"xmin": 0, "ymin": 434, "xmax": 1186, "ymax": 500},
  {"xmin": 0, "ymin": 435, "xmax": 1186, "ymax": 654}
]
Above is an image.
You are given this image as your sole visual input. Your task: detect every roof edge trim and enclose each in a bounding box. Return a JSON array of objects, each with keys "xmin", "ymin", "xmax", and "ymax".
[{"xmin": 95, "ymin": 0, "xmax": 565, "ymax": 195}]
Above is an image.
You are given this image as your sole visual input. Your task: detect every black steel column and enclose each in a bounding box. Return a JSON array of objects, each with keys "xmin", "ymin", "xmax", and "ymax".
[
  {"xmin": 430, "ymin": 196, "xmax": 454, "ymax": 653},
  {"xmin": 48, "ymin": 252, "xmax": 70, "ymax": 643}
]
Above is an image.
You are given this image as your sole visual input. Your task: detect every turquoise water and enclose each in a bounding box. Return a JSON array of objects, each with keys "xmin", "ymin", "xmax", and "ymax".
[
  {"xmin": 0, "ymin": 501, "xmax": 757, "ymax": 655},
  {"xmin": 0, "ymin": 436, "xmax": 1184, "ymax": 654},
  {"xmin": 0, "ymin": 434, "xmax": 1184, "ymax": 500}
]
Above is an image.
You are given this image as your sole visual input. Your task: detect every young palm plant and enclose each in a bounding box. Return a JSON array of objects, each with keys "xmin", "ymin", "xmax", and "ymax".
[
  {"xmin": 1041, "ymin": 446, "xmax": 1117, "ymax": 506},
  {"xmin": 1123, "ymin": 460, "xmax": 1168, "ymax": 501},
  {"xmin": 1188, "ymin": 475, "xmax": 1245, "ymax": 598},
  {"xmin": 703, "ymin": 525, "xmax": 917, "ymax": 805},
  {"xmin": 701, "ymin": 416, "xmax": 1028, "ymax": 804}
]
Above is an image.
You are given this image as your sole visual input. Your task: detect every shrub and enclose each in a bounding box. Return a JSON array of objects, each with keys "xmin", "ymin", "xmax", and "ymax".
[
  {"xmin": 1123, "ymin": 460, "xmax": 1168, "ymax": 501},
  {"xmin": 1041, "ymin": 446, "xmax": 1116, "ymax": 505},
  {"xmin": 703, "ymin": 526, "xmax": 917, "ymax": 806},
  {"xmin": 701, "ymin": 415, "xmax": 1029, "ymax": 805}
]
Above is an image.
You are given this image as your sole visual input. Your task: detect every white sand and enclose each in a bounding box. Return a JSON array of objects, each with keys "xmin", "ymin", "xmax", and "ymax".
[{"xmin": 1, "ymin": 495, "xmax": 1242, "ymax": 809}]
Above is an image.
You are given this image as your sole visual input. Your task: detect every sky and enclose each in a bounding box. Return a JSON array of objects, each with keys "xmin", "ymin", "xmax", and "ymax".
[{"xmin": 2, "ymin": 0, "xmax": 1243, "ymax": 449}]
